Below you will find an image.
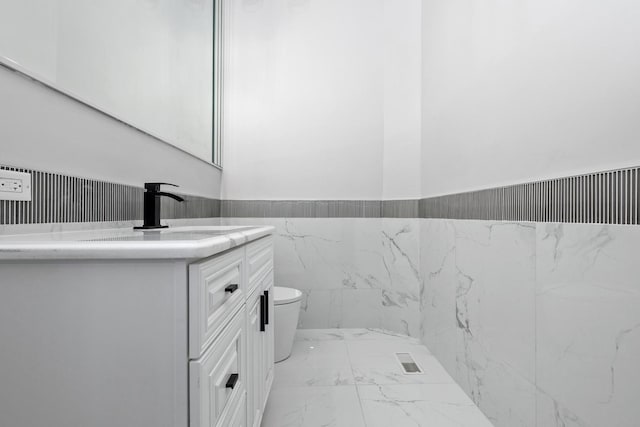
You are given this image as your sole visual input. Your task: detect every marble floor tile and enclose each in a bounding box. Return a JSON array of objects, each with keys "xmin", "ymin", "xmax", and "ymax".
[
  {"xmin": 295, "ymin": 329, "xmax": 345, "ymax": 341},
  {"xmin": 261, "ymin": 386, "xmax": 366, "ymax": 427},
  {"xmin": 265, "ymin": 328, "xmax": 492, "ymax": 427},
  {"xmin": 273, "ymin": 340, "xmax": 355, "ymax": 388},
  {"xmin": 295, "ymin": 328, "xmax": 422, "ymax": 342},
  {"xmin": 341, "ymin": 328, "xmax": 421, "ymax": 343},
  {"xmin": 358, "ymin": 384, "xmax": 494, "ymax": 427},
  {"xmin": 346, "ymin": 340, "xmax": 453, "ymax": 385}
]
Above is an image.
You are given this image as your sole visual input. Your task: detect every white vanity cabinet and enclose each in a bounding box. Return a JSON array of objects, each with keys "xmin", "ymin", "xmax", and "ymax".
[
  {"xmin": 0, "ymin": 227, "xmax": 275, "ymax": 427},
  {"xmin": 189, "ymin": 236, "xmax": 274, "ymax": 427}
]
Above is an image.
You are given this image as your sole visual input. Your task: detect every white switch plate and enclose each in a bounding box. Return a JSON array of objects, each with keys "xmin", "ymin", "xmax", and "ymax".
[{"xmin": 0, "ymin": 170, "xmax": 32, "ymax": 201}]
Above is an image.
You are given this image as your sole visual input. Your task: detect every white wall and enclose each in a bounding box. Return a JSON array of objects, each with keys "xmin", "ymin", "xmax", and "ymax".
[
  {"xmin": 421, "ymin": 0, "xmax": 640, "ymax": 198},
  {"xmin": 382, "ymin": 0, "xmax": 422, "ymax": 200},
  {"xmin": 222, "ymin": 0, "xmax": 422, "ymax": 201},
  {"xmin": 0, "ymin": 66, "xmax": 222, "ymax": 198}
]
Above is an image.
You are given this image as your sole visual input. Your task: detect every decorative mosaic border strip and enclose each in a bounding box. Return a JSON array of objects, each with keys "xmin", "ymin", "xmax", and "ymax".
[
  {"xmin": 222, "ymin": 167, "xmax": 640, "ymax": 224},
  {"xmin": 420, "ymin": 167, "xmax": 640, "ymax": 224},
  {"xmin": 220, "ymin": 200, "xmax": 420, "ymax": 218},
  {"xmin": 220, "ymin": 200, "xmax": 384, "ymax": 218},
  {"xmin": 0, "ymin": 165, "xmax": 220, "ymax": 225},
  {"xmin": 2, "ymin": 165, "xmax": 638, "ymax": 225}
]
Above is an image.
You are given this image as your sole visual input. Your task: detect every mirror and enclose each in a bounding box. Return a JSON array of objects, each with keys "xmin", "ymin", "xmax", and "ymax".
[{"xmin": 0, "ymin": 0, "xmax": 219, "ymax": 165}]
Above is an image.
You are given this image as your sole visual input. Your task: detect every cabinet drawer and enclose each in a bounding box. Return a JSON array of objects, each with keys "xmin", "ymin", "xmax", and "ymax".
[
  {"xmin": 246, "ymin": 236, "xmax": 274, "ymax": 293},
  {"xmin": 189, "ymin": 248, "xmax": 245, "ymax": 359},
  {"xmin": 190, "ymin": 307, "xmax": 246, "ymax": 427}
]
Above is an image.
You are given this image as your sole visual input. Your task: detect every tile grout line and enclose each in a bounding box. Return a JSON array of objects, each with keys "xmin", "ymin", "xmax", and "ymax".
[
  {"xmin": 272, "ymin": 330, "xmax": 493, "ymax": 426},
  {"xmin": 534, "ymin": 223, "xmax": 539, "ymax": 427},
  {"xmin": 343, "ymin": 335, "xmax": 370, "ymax": 427}
]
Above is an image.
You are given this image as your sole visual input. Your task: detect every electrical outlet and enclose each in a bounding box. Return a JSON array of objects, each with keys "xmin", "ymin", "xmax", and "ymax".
[{"xmin": 0, "ymin": 170, "xmax": 32, "ymax": 201}]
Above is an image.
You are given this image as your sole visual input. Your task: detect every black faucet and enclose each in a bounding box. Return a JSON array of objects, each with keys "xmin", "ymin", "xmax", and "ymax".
[{"xmin": 134, "ymin": 182, "xmax": 185, "ymax": 230}]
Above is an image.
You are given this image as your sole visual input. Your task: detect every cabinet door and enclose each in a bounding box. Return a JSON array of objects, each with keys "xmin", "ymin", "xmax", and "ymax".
[
  {"xmin": 246, "ymin": 290, "xmax": 263, "ymax": 427},
  {"xmin": 261, "ymin": 273, "xmax": 275, "ymax": 409}
]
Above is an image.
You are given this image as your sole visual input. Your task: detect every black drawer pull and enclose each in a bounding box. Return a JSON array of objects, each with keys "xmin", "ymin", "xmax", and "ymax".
[
  {"xmin": 260, "ymin": 294, "xmax": 266, "ymax": 332},
  {"xmin": 264, "ymin": 290, "xmax": 270, "ymax": 325},
  {"xmin": 225, "ymin": 373, "xmax": 239, "ymax": 389},
  {"xmin": 225, "ymin": 284, "xmax": 239, "ymax": 294}
]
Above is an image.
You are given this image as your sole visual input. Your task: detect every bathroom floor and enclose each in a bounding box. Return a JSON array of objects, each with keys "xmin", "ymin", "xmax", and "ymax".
[{"xmin": 261, "ymin": 328, "xmax": 494, "ymax": 427}]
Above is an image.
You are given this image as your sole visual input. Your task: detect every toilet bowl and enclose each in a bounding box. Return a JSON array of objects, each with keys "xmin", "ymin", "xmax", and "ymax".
[{"xmin": 274, "ymin": 286, "xmax": 303, "ymax": 362}]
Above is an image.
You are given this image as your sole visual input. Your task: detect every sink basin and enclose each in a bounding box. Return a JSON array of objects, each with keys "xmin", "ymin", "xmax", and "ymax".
[{"xmin": 82, "ymin": 226, "xmax": 257, "ymax": 242}]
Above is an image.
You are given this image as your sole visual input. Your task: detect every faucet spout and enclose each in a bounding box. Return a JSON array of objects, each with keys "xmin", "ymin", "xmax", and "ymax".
[{"xmin": 156, "ymin": 192, "xmax": 185, "ymax": 203}]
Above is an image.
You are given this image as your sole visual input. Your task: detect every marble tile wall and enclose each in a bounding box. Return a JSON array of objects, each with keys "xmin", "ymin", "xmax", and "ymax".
[
  {"xmin": 420, "ymin": 220, "xmax": 537, "ymax": 426},
  {"xmin": 536, "ymin": 223, "xmax": 640, "ymax": 427},
  {"xmin": 420, "ymin": 219, "xmax": 640, "ymax": 427},
  {"xmin": 15, "ymin": 213, "xmax": 633, "ymax": 426},
  {"xmin": 220, "ymin": 218, "xmax": 423, "ymax": 338}
]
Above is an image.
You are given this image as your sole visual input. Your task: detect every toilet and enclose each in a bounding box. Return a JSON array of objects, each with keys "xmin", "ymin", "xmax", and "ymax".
[{"xmin": 274, "ymin": 286, "xmax": 303, "ymax": 362}]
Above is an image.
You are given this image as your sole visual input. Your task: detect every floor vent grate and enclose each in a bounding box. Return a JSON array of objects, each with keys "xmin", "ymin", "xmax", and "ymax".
[{"xmin": 395, "ymin": 352, "xmax": 423, "ymax": 374}]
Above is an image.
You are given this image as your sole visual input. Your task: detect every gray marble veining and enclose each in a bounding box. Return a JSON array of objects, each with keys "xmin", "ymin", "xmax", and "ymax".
[
  {"xmin": 262, "ymin": 328, "xmax": 493, "ymax": 427},
  {"xmin": 536, "ymin": 223, "xmax": 640, "ymax": 427},
  {"xmin": 421, "ymin": 218, "xmax": 640, "ymax": 427},
  {"xmin": 220, "ymin": 217, "xmax": 423, "ymax": 337}
]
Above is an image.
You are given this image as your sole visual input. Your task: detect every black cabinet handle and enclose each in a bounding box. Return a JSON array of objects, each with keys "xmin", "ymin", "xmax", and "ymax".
[
  {"xmin": 264, "ymin": 290, "xmax": 270, "ymax": 325},
  {"xmin": 225, "ymin": 284, "xmax": 239, "ymax": 294},
  {"xmin": 260, "ymin": 294, "xmax": 266, "ymax": 332},
  {"xmin": 225, "ymin": 373, "xmax": 239, "ymax": 389}
]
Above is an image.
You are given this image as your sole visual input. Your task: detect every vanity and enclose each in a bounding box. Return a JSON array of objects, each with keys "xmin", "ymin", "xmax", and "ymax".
[{"xmin": 0, "ymin": 225, "xmax": 275, "ymax": 427}]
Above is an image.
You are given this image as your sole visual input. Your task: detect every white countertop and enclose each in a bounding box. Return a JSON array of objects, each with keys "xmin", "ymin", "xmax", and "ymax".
[{"xmin": 0, "ymin": 225, "xmax": 274, "ymax": 260}]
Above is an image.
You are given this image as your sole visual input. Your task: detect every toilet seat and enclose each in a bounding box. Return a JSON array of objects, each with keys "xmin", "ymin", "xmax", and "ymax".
[{"xmin": 274, "ymin": 286, "xmax": 302, "ymax": 305}]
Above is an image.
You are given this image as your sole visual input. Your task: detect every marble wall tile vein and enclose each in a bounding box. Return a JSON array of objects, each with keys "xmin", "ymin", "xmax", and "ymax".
[
  {"xmin": 536, "ymin": 223, "xmax": 640, "ymax": 427},
  {"xmin": 420, "ymin": 218, "xmax": 640, "ymax": 427},
  {"xmin": 219, "ymin": 217, "xmax": 423, "ymax": 337},
  {"xmin": 421, "ymin": 219, "xmax": 537, "ymax": 427}
]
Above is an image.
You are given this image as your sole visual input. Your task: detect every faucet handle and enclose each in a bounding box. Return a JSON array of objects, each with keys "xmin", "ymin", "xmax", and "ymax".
[{"xmin": 144, "ymin": 182, "xmax": 179, "ymax": 192}]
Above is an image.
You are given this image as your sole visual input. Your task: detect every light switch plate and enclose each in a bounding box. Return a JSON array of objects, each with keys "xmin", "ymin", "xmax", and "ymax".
[{"xmin": 0, "ymin": 170, "xmax": 32, "ymax": 201}]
